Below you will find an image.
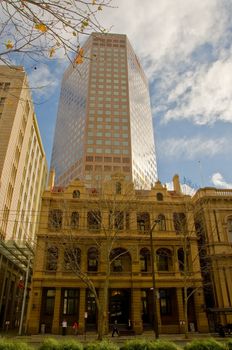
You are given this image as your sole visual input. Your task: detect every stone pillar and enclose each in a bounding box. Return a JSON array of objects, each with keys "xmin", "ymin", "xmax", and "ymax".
[
  {"xmin": 78, "ymin": 288, "xmax": 86, "ymax": 334},
  {"xmin": 27, "ymin": 286, "xmax": 43, "ymax": 334},
  {"xmin": 176, "ymin": 288, "xmax": 185, "ymax": 333},
  {"xmin": 52, "ymin": 288, "xmax": 61, "ymax": 334},
  {"xmin": 194, "ymin": 290, "xmax": 209, "ymax": 332},
  {"xmin": 131, "ymin": 288, "xmax": 143, "ymax": 334}
]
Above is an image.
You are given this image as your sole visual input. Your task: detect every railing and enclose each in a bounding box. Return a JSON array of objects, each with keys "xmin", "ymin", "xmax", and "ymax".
[{"xmin": 193, "ymin": 188, "xmax": 232, "ymax": 201}]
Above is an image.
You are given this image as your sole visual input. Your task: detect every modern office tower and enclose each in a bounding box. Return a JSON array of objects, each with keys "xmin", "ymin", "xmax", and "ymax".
[
  {"xmin": 51, "ymin": 33, "xmax": 157, "ymax": 189},
  {"xmin": 0, "ymin": 66, "xmax": 47, "ymax": 242}
]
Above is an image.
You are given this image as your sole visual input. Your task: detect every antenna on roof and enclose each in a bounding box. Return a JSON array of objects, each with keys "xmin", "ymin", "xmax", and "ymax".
[{"xmin": 198, "ymin": 160, "xmax": 205, "ymax": 188}]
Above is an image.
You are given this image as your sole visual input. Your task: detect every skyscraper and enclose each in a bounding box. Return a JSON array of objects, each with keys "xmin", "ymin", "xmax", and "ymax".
[
  {"xmin": 0, "ymin": 66, "xmax": 47, "ymax": 242},
  {"xmin": 51, "ymin": 33, "xmax": 157, "ymax": 189}
]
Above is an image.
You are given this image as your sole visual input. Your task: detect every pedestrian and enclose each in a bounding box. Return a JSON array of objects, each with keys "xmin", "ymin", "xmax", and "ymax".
[
  {"xmin": 127, "ymin": 319, "xmax": 132, "ymax": 330},
  {"xmin": 62, "ymin": 319, "xmax": 67, "ymax": 336},
  {"xmin": 112, "ymin": 320, "xmax": 119, "ymax": 337},
  {"xmin": 72, "ymin": 321, "xmax": 79, "ymax": 335},
  {"xmin": 218, "ymin": 324, "xmax": 225, "ymax": 337}
]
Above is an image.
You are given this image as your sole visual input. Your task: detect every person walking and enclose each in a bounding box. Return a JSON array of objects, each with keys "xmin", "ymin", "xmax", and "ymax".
[
  {"xmin": 62, "ymin": 319, "xmax": 67, "ymax": 336},
  {"xmin": 112, "ymin": 320, "xmax": 119, "ymax": 337},
  {"xmin": 72, "ymin": 321, "xmax": 79, "ymax": 335}
]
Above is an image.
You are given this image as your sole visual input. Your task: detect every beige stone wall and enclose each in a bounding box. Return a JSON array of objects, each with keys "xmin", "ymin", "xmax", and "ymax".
[
  {"xmin": 0, "ymin": 66, "xmax": 47, "ymax": 242},
  {"xmin": 27, "ymin": 177, "xmax": 209, "ymax": 334}
]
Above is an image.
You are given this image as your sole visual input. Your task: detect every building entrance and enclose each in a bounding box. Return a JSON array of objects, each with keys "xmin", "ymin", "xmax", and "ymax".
[{"xmin": 109, "ymin": 289, "xmax": 130, "ymax": 325}]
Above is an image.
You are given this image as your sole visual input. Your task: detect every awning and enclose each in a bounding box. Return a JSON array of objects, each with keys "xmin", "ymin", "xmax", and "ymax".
[
  {"xmin": 207, "ymin": 307, "xmax": 232, "ymax": 314},
  {"xmin": 0, "ymin": 239, "xmax": 34, "ymax": 272}
]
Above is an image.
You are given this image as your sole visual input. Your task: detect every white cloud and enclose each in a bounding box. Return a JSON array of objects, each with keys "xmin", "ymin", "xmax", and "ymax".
[
  {"xmin": 101, "ymin": 0, "xmax": 232, "ymax": 126},
  {"xmin": 28, "ymin": 65, "xmax": 59, "ymax": 98},
  {"xmin": 166, "ymin": 182, "xmax": 196, "ymax": 196},
  {"xmin": 163, "ymin": 58, "xmax": 232, "ymax": 124},
  {"xmin": 211, "ymin": 173, "xmax": 232, "ymax": 189},
  {"xmin": 160, "ymin": 136, "xmax": 229, "ymax": 159}
]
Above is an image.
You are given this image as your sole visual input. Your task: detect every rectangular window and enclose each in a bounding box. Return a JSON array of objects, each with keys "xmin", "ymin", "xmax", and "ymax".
[
  {"xmin": 63, "ymin": 289, "xmax": 79, "ymax": 315},
  {"xmin": 159, "ymin": 289, "xmax": 172, "ymax": 315}
]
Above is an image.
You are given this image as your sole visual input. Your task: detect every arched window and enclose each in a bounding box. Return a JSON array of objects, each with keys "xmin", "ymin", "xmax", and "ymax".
[
  {"xmin": 64, "ymin": 247, "xmax": 81, "ymax": 270},
  {"xmin": 227, "ymin": 217, "xmax": 232, "ymax": 242},
  {"xmin": 156, "ymin": 248, "xmax": 172, "ymax": 271},
  {"xmin": 140, "ymin": 248, "xmax": 151, "ymax": 272},
  {"xmin": 157, "ymin": 214, "xmax": 166, "ymax": 231},
  {"xmin": 110, "ymin": 248, "xmax": 131, "ymax": 273},
  {"xmin": 46, "ymin": 246, "xmax": 58, "ymax": 271},
  {"xmin": 156, "ymin": 193, "xmax": 163, "ymax": 201},
  {"xmin": 173, "ymin": 212, "xmax": 187, "ymax": 233},
  {"xmin": 70, "ymin": 212, "xmax": 79, "ymax": 229},
  {"xmin": 73, "ymin": 190, "xmax": 80, "ymax": 199},
  {"xmin": 115, "ymin": 182, "xmax": 122, "ymax": 194},
  {"xmin": 87, "ymin": 247, "xmax": 98, "ymax": 272},
  {"xmin": 137, "ymin": 212, "xmax": 150, "ymax": 232},
  {"xmin": 87, "ymin": 211, "xmax": 101, "ymax": 230},
  {"xmin": 48, "ymin": 209, "xmax": 63, "ymax": 230},
  {"xmin": 178, "ymin": 248, "xmax": 184, "ymax": 272}
]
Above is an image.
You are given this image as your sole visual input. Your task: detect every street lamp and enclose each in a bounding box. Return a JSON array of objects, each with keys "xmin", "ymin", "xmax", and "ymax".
[{"xmin": 149, "ymin": 219, "xmax": 160, "ymax": 339}]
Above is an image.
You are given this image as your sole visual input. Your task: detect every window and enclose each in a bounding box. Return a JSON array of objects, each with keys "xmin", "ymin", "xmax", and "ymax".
[
  {"xmin": 178, "ymin": 248, "xmax": 184, "ymax": 272},
  {"xmin": 227, "ymin": 217, "xmax": 232, "ymax": 242},
  {"xmin": 156, "ymin": 248, "xmax": 171, "ymax": 271},
  {"xmin": 110, "ymin": 248, "xmax": 131, "ymax": 272},
  {"xmin": 156, "ymin": 193, "xmax": 163, "ymax": 201},
  {"xmin": 64, "ymin": 247, "xmax": 81, "ymax": 270},
  {"xmin": 137, "ymin": 212, "xmax": 150, "ymax": 232},
  {"xmin": 159, "ymin": 289, "xmax": 172, "ymax": 315},
  {"xmin": 46, "ymin": 246, "xmax": 58, "ymax": 271},
  {"xmin": 115, "ymin": 182, "xmax": 121, "ymax": 194},
  {"xmin": 157, "ymin": 214, "xmax": 166, "ymax": 231},
  {"xmin": 87, "ymin": 247, "xmax": 98, "ymax": 272},
  {"xmin": 70, "ymin": 212, "xmax": 79, "ymax": 229},
  {"xmin": 73, "ymin": 190, "xmax": 80, "ymax": 198},
  {"xmin": 62, "ymin": 289, "xmax": 79, "ymax": 315},
  {"xmin": 173, "ymin": 213, "xmax": 187, "ymax": 233},
  {"xmin": 87, "ymin": 211, "xmax": 101, "ymax": 230},
  {"xmin": 44, "ymin": 289, "xmax": 55, "ymax": 315},
  {"xmin": 0, "ymin": 97, "xmax": 6, "ymax": 106},
  {"xmin": 140, "ymin": 248, "xmax": 151, "ymax": 272},
  {"xmin": 48, "ymin": 209, "xmax": 63, "ymax": 230}
]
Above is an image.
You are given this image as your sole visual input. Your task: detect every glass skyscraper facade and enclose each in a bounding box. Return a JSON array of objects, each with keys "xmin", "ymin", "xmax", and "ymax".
[{"xmin": 51, "ymin": 33, "xmax": 157, "ymax": 189}]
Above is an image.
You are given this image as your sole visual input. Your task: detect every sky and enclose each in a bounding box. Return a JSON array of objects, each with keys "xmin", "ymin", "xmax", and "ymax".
[{"xmin": 28, "ymin": 0, "xmax": 232, "ymax": 190}]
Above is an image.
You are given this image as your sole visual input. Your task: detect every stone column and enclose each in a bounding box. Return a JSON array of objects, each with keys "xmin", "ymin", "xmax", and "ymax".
[
  {"xmin": 52, "ymin": 288, "xmax": 61, "ymax": 334},
  {"xmin": 27, "ymin": 286, "xmax": 43, "ymax": 334},
  {"xmin": 131, "ymin": 288, "xmax": 142, "ymax": 334},
  {"xmin": 194, "ymin": 290, "xmax": 209, "ymax": 332},
  {"xmin": 176, "ymin": 288, "xmax": 185, "ymax": 333},
  {"xmin": 78, "ymin": 288, "xmax": 86, "ymax": 334}
]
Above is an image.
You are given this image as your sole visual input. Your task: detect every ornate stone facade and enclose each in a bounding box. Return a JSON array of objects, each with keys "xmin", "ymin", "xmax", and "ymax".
[{"xmin": 27, "ymin": 173, "xmax": 212, "ymax": 335}]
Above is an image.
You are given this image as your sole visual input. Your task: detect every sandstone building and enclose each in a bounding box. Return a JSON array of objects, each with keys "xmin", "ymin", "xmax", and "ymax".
[
  {"xmin": 0, "ymin": 66, "xmax": 47, "ymax": 329},
  {"xmin": 28, "ymin": 174, "xmax": 212, "ymax": 335}
]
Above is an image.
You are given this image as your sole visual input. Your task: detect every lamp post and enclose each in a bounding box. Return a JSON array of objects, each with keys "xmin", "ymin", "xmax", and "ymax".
[{"xmin": 149, "ymin": 219, "xmax": 160, "ymax": 339}]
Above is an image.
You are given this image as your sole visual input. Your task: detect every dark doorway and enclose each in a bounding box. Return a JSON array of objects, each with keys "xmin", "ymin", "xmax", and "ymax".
[
  {"xmin": 141, "ymin": 289, "xmax": 153, "ymax": 329},
  {"xmin": 109, "ymin": 289, "xmax": 131, "ymax": 326},
  {"xmin": 40, "ymin": 288, "xmax": 55, "ymax": 333},
  {"xmin": 86, "ymin": 289, "xmax": 97, "ymax": 330}
]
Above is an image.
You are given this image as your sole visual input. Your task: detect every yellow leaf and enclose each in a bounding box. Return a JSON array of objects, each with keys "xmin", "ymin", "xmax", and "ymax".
[
  {"xmin": 82, "ymin": 19, "xmax": 89, "ymax": 27},
  {"xmin": 49, "ymin": 47, "xmax": 55, "ymax": 58},
  {"xmin": 98, "ymin": 5, "xmax": 102, "ymax": 10},
  {"xmin": 72, "ymin": 31, "xmax": 77, "ymax": 36},
  {"xmin": 92, "ymin": 0, "xmax": 96, "ymax": 4},
  {"xmin": 35, "ymin": 23, "xmax": 47, "ymax": 33},
  {"xmin": 5, "ymin": 40, "xmax": 13, "ymax": 50},
  {"xmin": 75, "ymin": 48, "xmax": 84, "ymax": 64}
]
